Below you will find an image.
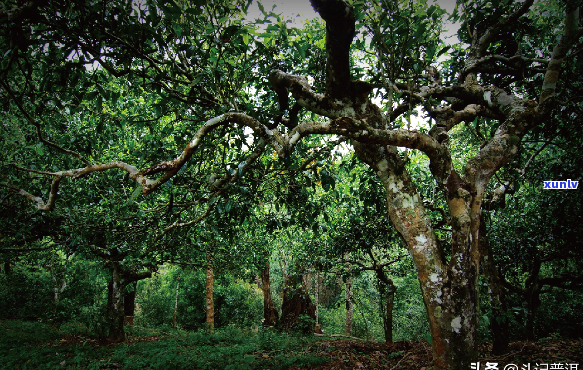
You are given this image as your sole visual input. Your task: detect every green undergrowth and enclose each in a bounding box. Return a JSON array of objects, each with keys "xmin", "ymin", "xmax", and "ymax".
[{"xmin": 0, "ymin": 320, "xmax": 330, "ymax": 369}]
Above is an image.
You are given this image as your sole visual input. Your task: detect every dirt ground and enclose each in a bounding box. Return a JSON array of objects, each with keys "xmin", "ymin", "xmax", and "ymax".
[{"xmin": 290, "ymin": 338, "xmax": 583, "ymax": 370}]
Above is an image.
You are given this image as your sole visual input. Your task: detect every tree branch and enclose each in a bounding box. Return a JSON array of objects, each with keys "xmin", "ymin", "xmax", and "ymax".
[
  {"xmin": 309, "ymin": 0, "xmax": 355, "ymax": 99},
  {"xmin": 540, "ymin": 6, "xmax": 580, "ymax": 105}
]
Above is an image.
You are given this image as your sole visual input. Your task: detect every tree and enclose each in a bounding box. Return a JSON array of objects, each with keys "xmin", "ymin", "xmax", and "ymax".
[
  {"xmin": 487, "ymin": 137, "xmax": 583, "ymax": 343},
  {"xmin": 2, "ymin": 0, "xmax": 582, "ymax": 367}
]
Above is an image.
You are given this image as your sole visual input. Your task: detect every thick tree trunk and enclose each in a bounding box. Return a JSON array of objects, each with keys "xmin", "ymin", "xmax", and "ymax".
[
  {"xmin": 260, "ymin": 262, "xmax": 278, "ymax": 327},
  {"xmin": 355, "ymin": 142, "xmax": 479, "ymax": 368},
  {"xmin": 279, "ymin": 275, "xmax": 316, "ymax": 332},
  {"xmin": 345, "ymin": 265, "xmax": 354, "ymax": 336},
  {"xmin": 105, "ymin": 260, "xmax": 151, "ymax": 342},
  {"xmin": 107, "ymin": 263, "xmax": 125, "ymax": 342},
  {"xmin": 205, "ymin": 254, "xmax": 214, "ymax": 330}
]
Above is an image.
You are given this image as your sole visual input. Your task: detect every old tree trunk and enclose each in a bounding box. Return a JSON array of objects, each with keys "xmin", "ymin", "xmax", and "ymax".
[
  {"xmin": 107, "ymin": 261, "xmax": 151, "ymax": 342},
  {"xmin": 267, "ymin": 1, "xmax": 580, "ymax": 367},
  {"xmin": 260, "ymin": 262, "xmax": 279, "ymax": 327}
]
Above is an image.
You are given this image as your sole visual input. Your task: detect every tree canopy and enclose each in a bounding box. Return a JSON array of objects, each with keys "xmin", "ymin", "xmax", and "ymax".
[{"xmin": 1, "ymin": 0, "xmax": 582, "ymax": 368}]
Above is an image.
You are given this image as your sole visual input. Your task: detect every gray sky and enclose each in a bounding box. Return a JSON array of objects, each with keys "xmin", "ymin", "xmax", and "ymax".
[
  {"xmin": 246, "ymin": 0, "xmax": 461, "ymax": 44},
  {"xmin": 247, "ymin": 0, "xmax": 318, "ymax": 23}
]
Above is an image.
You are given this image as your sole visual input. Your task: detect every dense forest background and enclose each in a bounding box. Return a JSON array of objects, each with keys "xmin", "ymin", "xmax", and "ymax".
[{"xmin": 1, "ymin": 0, "xmax": 582, "ymax": 368}]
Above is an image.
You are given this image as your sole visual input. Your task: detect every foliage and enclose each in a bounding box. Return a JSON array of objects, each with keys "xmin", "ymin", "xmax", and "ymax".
[
  {"xmin": 0, "ymin": 319, "xmax": 329, "ymax": 370},
  {"xmin": 136, "ymin": 265, "xmax": 263, "ymax": 330}
]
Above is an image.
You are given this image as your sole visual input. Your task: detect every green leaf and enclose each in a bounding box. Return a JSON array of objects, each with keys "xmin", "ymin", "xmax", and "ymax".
[
  {"xmin": 436, "ymin": 46, "xmax": 450, "ymax": 58},
  {"xmin": 111, "ymin": 91, "xmax": 120, "ymax": 105},
  {"xmin": 426, "ymin": 45, "xmax": 436, "ymax": 61},
  {"xmin": 96, "ymin": 84, "xmax": 108, "ymax": 99},
  {"xmin": 185, "ymin": 7, "xmax": 202, "ymax": 16},
  {"xmin": 258, "ymin": 2, "xmax": 266, "ymax": 15},
  {"xmin": 427, "ymin": 5, "xmax": 436, "ymax": 17},
  {"xmin": 130, "ymin": 186, "xmax": 142, "ymax": 202},
  {"xmin": 312, "ymin": 222, "xmax": 319, "ymax": 234},
  {"xmin": 415, "ymin": 22, "xmax": 427, "ymax": 39},
  {"xmin": 84, "ymin": 91, "xmax": 98, "ymax": 102},
  {"xmin": 294, "ymin": 41, "xmax": 305, "ymax": 58},
  {"xmin": 173, "ymin": 23, "xmax": 182, "ymax": 38}
]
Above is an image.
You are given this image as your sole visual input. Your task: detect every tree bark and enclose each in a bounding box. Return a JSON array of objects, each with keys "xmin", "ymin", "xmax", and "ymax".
[
  {"xmin": 48, "ymin": 262, "xmax": 67, "ymax": 311},
  {"xmin": 260, "ymin": 262, "xmax": 278, "ymax": 327},
  {"xmin": 205, "ymin": 253, "xmax": 214, "ymax": 330},
  {"xmin": 355, "ymin": 142, "xmax": 479, "ymax": 368}
]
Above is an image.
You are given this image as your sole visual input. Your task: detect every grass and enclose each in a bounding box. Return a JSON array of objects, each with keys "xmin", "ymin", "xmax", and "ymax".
[{"xmin": 0, "ymin": 320, "xmax": 330, "ymax": 369}]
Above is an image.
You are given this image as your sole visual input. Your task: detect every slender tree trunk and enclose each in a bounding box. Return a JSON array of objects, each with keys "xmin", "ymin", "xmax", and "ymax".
[
  {"xmin": 384, "ymin": 286, "xmax": 394, "ymax": 343},
  {"xmin": 380, "ymin": 281, "xmax": 395, "ymax": 343},
  {"xmin": 260, "ymin": 262, "xmax": 278, "ymax": 326},
  {"xmin": 523, "ymin": 286, "xmax": 541, "ymax": 341},
  {"xmin": 376, "ymin": 269, "xmax": 395, "ymax": 343},
  {"xmin": 3, "ymin": 262, "xmax": 10, "ymax": 274},
  {"xmin": 527, "ymin": 257, "xmax": 544, "ymax": 342},
  {"xmin": 48, "ymin": 263, "xmax": 67, "ymax": 312},
  {"xmin": 315, "ymin": 271, "xmax": 319, "ymax": 326},
  {"xmin": 173, "ymin": 276, "xmax": 180, "ymax": 329},
  {"xmin": 345, "ymin": 264, "xmax": 354, "ymax": 336},
  {"xmin": 479, "ymin": 220, "xmax": 509, "ymax": 354},
  {"xmin": 205, "ymin": 254, "xmax": 214, "ymax": 330}
]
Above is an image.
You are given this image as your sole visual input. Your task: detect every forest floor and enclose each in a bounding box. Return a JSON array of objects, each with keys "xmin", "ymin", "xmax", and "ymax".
[
  {"xmin": 290, "ymin": 336, "xmax": 583, "ymax": 369},
  {"xmin": 1, "ymin": 319, "xmax": 581, "ymax": 369}
]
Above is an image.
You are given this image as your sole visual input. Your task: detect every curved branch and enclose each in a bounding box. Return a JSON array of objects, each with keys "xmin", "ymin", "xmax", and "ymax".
[
  {"xmin": 5, "ymin": 176, "xmax": 62, "ymax": 211},
  {"xmin": 540, "ymin": 7, "xmax": 580, "ymax": 105}
]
